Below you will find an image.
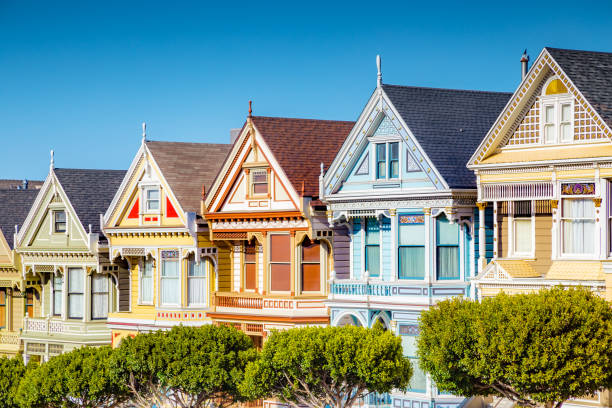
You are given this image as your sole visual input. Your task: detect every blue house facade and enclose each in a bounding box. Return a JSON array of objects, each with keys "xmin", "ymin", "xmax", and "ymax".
[{"xmin": 322, "ymin": 70, "xmax": 508, "ymax": 407}]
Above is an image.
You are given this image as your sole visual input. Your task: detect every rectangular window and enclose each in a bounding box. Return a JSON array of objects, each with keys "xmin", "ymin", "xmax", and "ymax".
[
  {"xmin": 188, "ymin": 258, "xmax": 207, "ymax": 306},
  {"xmin": 365, "ymin": 219, "xmax": 380, "ymax": 277},
  {"xmin": 54, "ymin": 210, "xmax": 66, "ymax": 233},
  {"xmin": 0, "ymin": 289, "xmax": 6, "ymax": 329},
  {"xmin": 25, "ymin": 288, "xmax": 34, "ymax": 318},
  {"xmin": 269, "ymin": 234, "xmax": 291, "ymax": 292},
  {"xmin": 161, "ymin": 259, "xmax": 180, "ymax": 305},
  {"xmin": 53, "ymin": 275, "xmax": 63, "ymax": 315},
  {"xmin": 514, "ymin": 218, "xmax": 533, "ymax": 254},
  {"xmin": 398, "ymin": 215, "xmax": 425, "ymax": 279},
  {"xmin": 401, "ymin": 335, "xmax": 427, "ymax": 393},
  {"xmin": 68, "ymin": 268, "xmax": 84, "ymax": 319},
  {"xmin": 389, "ymin": 142, "xmax": 399, "ymax": 178},
  {"xmin": 91, "ymin": 274, "xmax": 109, "ymax": 319},
  {"xmin": 562, "ymin": 199, "xmax": 595, "ymax": 255},
  {"xmin": 145, "ymin": 187, "xmax": 160, "ymax": 212},
  {"xmin": 301, "ymin": 238, "xmax": 321, "ymax": 292},
  {"xmin": 244, "ymin": 243, "xmax": 257, "ymax": 291},
  {"xmin": 436, "ymin": 216, "xmax": 459, "ymax": 279},
  {"xmin": 544, "ymin": 104, "xmax": 556, "ymax": 144},
  {"xmin": 560, "ymin": 103, "xmax": 573, "ymax": 143},
  {"xmin": 376, "ymin": 144, "xmax": 386, "ymax": 179},
  {"xmin": 251, "ymin": 169, "xmax": 268, "ymax": 195},
  {"xmin": 140, "ymin": 258, "xmax": 154, "ymax": 304}
]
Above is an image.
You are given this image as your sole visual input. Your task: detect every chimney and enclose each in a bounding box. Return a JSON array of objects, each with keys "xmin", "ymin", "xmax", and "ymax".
[
  {"xmin": 521, "ymin": 50, "xmax": 529, "ymax": 81},
  {"xmin": 22, "ymin": 179, "xmax": 28, "ymax": 190},
  {"xmin": 230, "ymin": 128, "xmax": 241, "ymax": 144}
]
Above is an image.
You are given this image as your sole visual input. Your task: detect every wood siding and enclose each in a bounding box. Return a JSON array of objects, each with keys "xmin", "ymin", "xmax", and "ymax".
[
  {"xmin": 498, "ymin": 215, "xmax": 509, "ymax": 258},
  {"xmin": 333, "ymin": 225, "xmax": 350, "ymax": 279},
  {"xmin": 533, "ymin": 215, "xmax": 552, "ymax": 276}
]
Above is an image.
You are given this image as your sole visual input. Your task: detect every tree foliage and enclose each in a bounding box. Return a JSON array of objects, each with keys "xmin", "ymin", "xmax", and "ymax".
[
  {"xmin": 241, "ymin": 325, "xmax": 412, "ymax": 408},
  {"xmin": 0, "ymin": 355, "xmax": 29, "ymax": 408},
  {"xmin": 418, "ymin": 287, "xmax": 612, "ymax": 408},
  {"xmin": 109, "ymin": 324, "xmax": 257, "ymax": 408},
  {"xmin": 16, "ymin": 345, "xmax": 128, "ymax": 408}
]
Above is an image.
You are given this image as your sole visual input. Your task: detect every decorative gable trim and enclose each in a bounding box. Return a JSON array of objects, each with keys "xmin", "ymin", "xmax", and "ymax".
[
  {"xmin": 323, "ymin": 88, "xmax": 448, "ymax": 197},
  {"xmin": 469, "ymin": 48, "xmax": 612, "ymax": 166},
  {"xmin": 478, "ymin": 261, "xmax": 511, "ymax": 281}
]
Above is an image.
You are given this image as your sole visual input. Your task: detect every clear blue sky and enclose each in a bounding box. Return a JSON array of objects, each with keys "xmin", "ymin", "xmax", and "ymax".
[{"xmin": 1, "ymin": 1, "xmax": 611, "ymax": 180}]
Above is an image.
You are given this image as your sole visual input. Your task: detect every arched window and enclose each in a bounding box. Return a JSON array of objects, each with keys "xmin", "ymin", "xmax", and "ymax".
[
  {"xmin": 336, "ymin": 313, "xmax": 362, "ymax": 327},
  {"xmin": 541, "ymin": 77, "xmax": 573, "ymax": 144},
  {"xmin": 301, "ymin": 237, "xmax": 321, "ymax": 292},
  {"xmin": 187, "ymin": 255, "xmax": 207, "ymax": 307}
]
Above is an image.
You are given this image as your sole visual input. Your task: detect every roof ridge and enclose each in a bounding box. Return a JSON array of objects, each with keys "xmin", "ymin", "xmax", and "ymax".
[
  {"xmin": 54, "ymin": 168, "xmax": 126, "ymax": 172},
  {"xmin": 382, "ymin": 83, "xmax": 512, "ymax": 95},
  {"xmin": 545, "ymin": 47, "xmax": 612, "ymax": 56},
  {"xmin": 146, "ymin": 140, "xmax": 231, "ymax": 146},
  {"xmin": 251, "ymin": 115, "xmax": 354, "ymax": 124}
]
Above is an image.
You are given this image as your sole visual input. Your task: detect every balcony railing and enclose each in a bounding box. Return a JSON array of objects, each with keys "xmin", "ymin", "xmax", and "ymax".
[
  {"xmin": 330, "ymin": 280, "xmax": 394, "ymax": 296},
  {"xmin": 0, "ymin": 331, "xmax": 20, "ymax": 345},
  {"xmin": 214, "ymin": 293, "xmax": 325, "ymax": 311},
  {"xmin": 22, "ymin": 316, "xmax": 110, "ymax": 337}
]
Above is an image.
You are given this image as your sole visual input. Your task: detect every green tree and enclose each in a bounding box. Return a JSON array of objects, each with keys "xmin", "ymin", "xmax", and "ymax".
[
  {"xmin": 16, "ymin": 345, "xmax": 128, "ymax": 408},
  {"xmin": 418, "ymin": 287, "xmax": 612, "ymax": 408},
  {"xmin": 241, "ymin": 325, "xmax": 412, "ymax": 408},
  {"xmin": 0, "ymin": 355, "xmax": 29, "ymax": 408},
  {"xmin": 109, "ymin": 324, "xmax": 257, "ymax": 408}
]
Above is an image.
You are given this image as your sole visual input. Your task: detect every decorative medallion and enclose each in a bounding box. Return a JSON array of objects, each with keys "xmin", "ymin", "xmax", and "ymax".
[
  {"xmin": 399, "ymin": 214, "xmax": 424, "ymax": 224},
  {"xmin": 161, "ymin": 249, "xmax": 179, "ymax": 259},
  {"xmin": 561, "ymin": 183, "xmax": 595, "ymax": 195}
]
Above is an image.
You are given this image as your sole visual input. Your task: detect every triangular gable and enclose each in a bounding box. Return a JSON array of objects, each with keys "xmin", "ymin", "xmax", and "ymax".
[
  {"xmin": 0, "ymin": 231, "xmax": 14, "ymax": 265},
  {"xmin": 206, "ymin": 122, "xmax": 301, "ymax": 214},
  {"xmin": 324, "ymin": 88, "xmax": 446, "ymax": 196},
  {"xmin": 478, "ymin": 261, "xmax": 512, "ymax": 281},
  {"xmin": 470, "ymin": 48, "xmax": 612, "ymax": 165},
  {"xmin": 103, "ymin": 143, "xmax": 188, "ymax": 229},
  {"xmin": 15, "ymin": 172, "xmax": 89, "ymax": 250}
]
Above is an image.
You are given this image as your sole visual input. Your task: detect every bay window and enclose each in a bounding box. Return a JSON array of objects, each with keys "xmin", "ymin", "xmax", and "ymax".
[
  {"xmin": 161, "ymin": 255, "xmax": 180, "ymax": 306},
  {"xmin": 187, "ymin": 256, "xmax": 207, "ymax": 307},
  {"xmin": 244, "ymin": 242, "xmax": 257, "ymax": 291},
  {"xmin": 140, "ymin": 258, "xmax": 154, "ymax": 304},
  {"xmin": 301, "ymin": 237, "xmax": 321, "ymax": 292},
  {"xmin": 91, "ymin": 274, "xmax": 109, "ymax": 319},
  {"xmin": 53, "ymin": 275, "xmax": 63, "ymax": 315},
  {"xmin": 436, "ymin": 216, "xmax": 459, "ymax": 280},
  {"xmin": 398, "ymin": 214, "xmax": 425, "ymax": 279},
  {"xmin": 68, "ymin": 268, "xmax": 84, "ymax": 319},
  {"xmin": 269, "ymin": 234, "xmax": 290, "ymax": 292},
  {"xmin": 365, "ymin": 219, "xmax": 380, "ymax": 277},
  {"xmin": 562, "ymin": 199, "xmax": 595, "ymax": 255}
]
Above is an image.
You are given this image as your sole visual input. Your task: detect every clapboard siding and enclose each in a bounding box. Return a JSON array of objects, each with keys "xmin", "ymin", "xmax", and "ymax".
[{"xmin": 333, "ymin": 225, "xmax": 350, "ymax": 279}]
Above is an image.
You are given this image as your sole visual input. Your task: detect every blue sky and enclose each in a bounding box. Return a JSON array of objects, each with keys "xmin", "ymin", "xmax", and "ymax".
[{"xmin": 1, "ymin": 1, "xmax": 611, "ymax": 180}]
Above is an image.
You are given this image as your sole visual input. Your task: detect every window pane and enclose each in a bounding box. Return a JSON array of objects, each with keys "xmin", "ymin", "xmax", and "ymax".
[
  {"xmin": 68, "ymin": 269, "xmax": 84, "ymax": 292},
  {"xmin": 390, "ymin": 160, "xmax": 399, "ymax": 178},
  {"xmin": 545, "ymin": 105, "xmax": 555, "ymax": 123},
  {"xmin": 399, "ymin": 246, "xmax": 425, "ymax": 279},
  {"xmin": 408, "ymin": 358, "xmax": 427, "ymax": 392},
  {"xmin": 377, "ymin": 162, "xmax": 386, "ymax": 178},
  {"xmin": 365, "ymin": 219, "xmax": 380, "ymax": 244},
  {"xmin": 376, "ymin": 143, "xmax": 386, "ymax": 161},
  {"xmin": 437, "ymin": 217, "xmax": 459, "ymax": 245},
  {"xmin": 189, "ymin": 259, "xmax": 206, "ymax": 277},
  {"xmin": 253, "ymin": 183, "xmax": 268, "ymax": 194},
  {"xmin": 245, "ymin": 263, "xmax": 257, "ymax": 290},
  {"xmin": 301, "ymin": 263, "xmax": 320, "ymax": 291},
  {"xmin": 561, "ymin": 103, "xmax": 571, "ymax": 121},
  {"xmin": 188, "ymin": 277, "xmax": 206, "ymax": 305},
  {"xmin": 270, "ymin": 235, "xmax": 291, "ymax": 262},
  {"xmin": 514, "ymin": 218, "xmax": 532, "ymax": 253},
  {"xmin": 562, "ymin": 199, "xmax": 596, "ymax": 254},
  {"xmin": 301, "ymin": 239, "xmax": 320, "ymax": 262},
  {"xmin": 389, "ymin": 142, "xmax": 398, "ymax": 160},
  {"xmin": 92, "ymin": 274, "xmax": 108, "ymax": 292},
  {"xmin": 53, "ymin": 276, "xmax": 63, "ymax": 290},
  {"xmin": 55, "ymin": 211, "xmax": 66, "ymax": 222},
  {"xmin": 162, "ymin": 260, "xmax": 179, "ymax": 277},
  {"xmin": 560, "ymin": 123, "xmax": 572, "ymax": 142},
  {"xmin": 69, "ymin": 294, "xmax": 83, "ymax": 318},
  {"xmin": 143, "ymin": 259, "xmax": 153, "ymax": 277},
  {"xmin": 366, "ymin": 246, "xmax": 380, "ymax": 277},
  {"xmin": 270, "ymin": 264, "xmax": 290, "ymax": 291},
  {"xmin": 147, "ymin": 189, "xmax": 159, "ymax": 200},
  {"xmin": 399, "ymin": 222, "xmax": 424, "ymax": 246},
  {"xmin": 161, "ymin": 277, "xmax": 179, "ymax": 305},
  {"xmin": 544, "ymin": 125, "xmax": 555, "ymax": 143},
  {"xmin": 54, "ymin": 290, "xmax": 62, "ymax": 315},
  {"xmin": 141, "ymin": 276, "xmax": 153, "ymax": 303},
  {"xmin": 437, "ymin": 246, "xmax": 459, "ymax": 279},
  {"xmin": 252, "ymin": 171, "xmax": 267, "ymax": 183}
]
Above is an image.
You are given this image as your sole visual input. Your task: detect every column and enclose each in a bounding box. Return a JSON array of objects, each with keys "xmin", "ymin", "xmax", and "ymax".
[
  {"xmin": 424, "ymin": 208, "xmax": 431, "ymax": 284},
  {"xmin": 290, "ymin": 231, "xmax": 296, "ymax": 296},
  {"xmin": 62, "ymin": 267, "xmax": 67, "ymax": 320},
  {"xmin": 389, "ymin": 209, "xmax": 397, "ymax": 282},
  {"xmin": 476, "ymin": 202, "xmax": 487, "ymax": 274}
]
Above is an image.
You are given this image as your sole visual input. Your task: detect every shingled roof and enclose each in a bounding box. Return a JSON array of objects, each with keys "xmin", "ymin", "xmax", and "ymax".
[
  {"xmin": 0, "ymin": 189, "xmax": 40, "ymax": 249},
  {"xmin": 0, "ymin": 180, "xmax": 43, "ymax": 190},
  {"xmin": 546, "ymin": 47, "xmax": 612, "ymax": 129},
  {"xmin": 251, "ymin": 116, "xmax": 355, "ymax": 198},
  {"xmin": 382, "ymin": 85, "xmax": 511, "ymax": 188},
  {"xmin": 54, "ymin": 169, "xmax": 126, "ymax": 235},
  {"xmin": 146, "ymin": 141, "xmax": 232, "ymax": 214}
]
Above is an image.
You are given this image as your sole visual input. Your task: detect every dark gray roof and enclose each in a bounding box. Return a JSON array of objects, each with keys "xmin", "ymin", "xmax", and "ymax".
[
  {"xmin": 546, "ymin": 47, "xmax": 612, "ymax": 128},
  {"xmin": 0, "ymin": 189, "xmax": 39, "ymax": 249},
  {"xmin": 382, "ymin": 84, "xmax": 511, "ymax": 188},
  {"xmin": 54, "ymin": 168, "xmax": 126, "ymax": 235}
]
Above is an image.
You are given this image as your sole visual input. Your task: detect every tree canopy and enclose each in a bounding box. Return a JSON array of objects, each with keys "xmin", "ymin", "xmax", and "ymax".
[
  {"xmin": 240, "ymin": 325, "xmax": 412, "ymax": 408},
  {"xmin": 0, "ymin": 355, "xmax": 29, "ymax": 408},
  {"xmin": 16, "ymin": 345, "xmax": 128, "ymax": 408},
  {"xmin": 109, "ymin": 324, "xmax": 257, "ymax": 408},
  {"xmin": 418, "ymin": 286, "xmax": 612, "ymax": 408}
]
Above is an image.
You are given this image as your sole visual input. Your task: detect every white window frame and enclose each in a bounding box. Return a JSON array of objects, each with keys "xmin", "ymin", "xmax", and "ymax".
[
  {"xmin": 540, "ymin": 79, "xmax": 574, "ymax": 145},
  {"xmin": 559, "ymin": 197, "xmax": 597, "ymax": 259},
  {"xmin": 159, "ymin": 257, "xmax": 180, "ymax": 307},
  {"xmin": 52, "ymin": 274, "xmax": 63, "ymax": 316},
  {"xmin": 187, "ymin": 257, "xmax": 208, "ymax": 308},
  {"xmin": 91, "ymin": 273, "xmax": 110, "ymax": 320},
  {"xmin": 139, "ymin": 257, "xmax": 154, "ymax": 305},
  {"xmin": 142, "ymin": 185, "xmax": 161, "ymax": 214},
  {"xmin": 250, "ymin": 168, "xmax": 269, "ymax": 197},
  {"xmin": 53, "ymin": 210, "xmax": 67, "ymax": 234},
  {"xmin": 297, "ymin": 238, "xmax": 326, "ymax": 295},
  {"xmin": 508, "ymin": 201, "xmax": 535, "ymax": 258},
  {"xmin": 374, "ymin": 141, "xmax": 401, "ymax": 181}
]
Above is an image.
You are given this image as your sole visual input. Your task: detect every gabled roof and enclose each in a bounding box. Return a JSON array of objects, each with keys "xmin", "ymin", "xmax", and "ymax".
[
  {"xmin": 146, "ymin": 141, "xmax": 232, "ymax": 214},
  {"xmin": 54, "ymin": 168, "xmax": 126, "ymax": 235},
  {"xmin": 0, "ymin": 189, "xmax": 39, "ymax": 249},
  {"xmin": 0, "ymin": 180, "xmax": 43, "ymax": 190},
  {"xmin": 251, "ymin": 116, "xmax": 354, "ymax": 198},
  {"xmin": 545, "ymin": 47, "xmax": 612, "ymax": 128},
  {"xmin": 382, "ymin": 85, "xmax": 512, "ymax": 188}
]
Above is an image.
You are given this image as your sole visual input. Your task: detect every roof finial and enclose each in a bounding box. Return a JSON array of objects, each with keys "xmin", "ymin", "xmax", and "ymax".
[
  {"xmin": 142, "ymin": 122, "xmax": 147, "ymax": 144},
  {"xmin": 201, "ymin": 184, "xmax": 206, "ymax": 200},
  {"xmin": 520, "ymin": 49, "xmax": 530, "ymax": 81},
  {"xmin": 50, "ymin": 149, "xmax": 54, "ymax": 171},
  {"xmin": 248, "ymin": 100, "xmax": 252, "ymax": 118},
  {"xmin": 376, "ymin": 55, "xmax": 382, "ymax": 87}
]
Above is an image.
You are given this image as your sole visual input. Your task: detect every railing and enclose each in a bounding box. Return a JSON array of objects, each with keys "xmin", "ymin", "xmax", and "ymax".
[
  {"xmin": 23, "ymin": 316, "xmax": 64, "ymax": 334},
  {"xmin": 330, "ymin": 280, "xmax": 394, "ymax": 297},
  {"xmin": 216, "ymin": 295, "xmax": 263, "ymax": 309},
  {"xmin": 0, "ymin": 331, "xmax": 20, "ymax": 345},
  {"xmin": 22, "ymin": 316, "xmax": 109, "ymax": 337},
  {"xmin": 214, "ymin": 293, "xmax": 325, "ymax": 311},
  {"xmin": 481, "ymin": 182, "xmax": 553, "ymax": 201}
]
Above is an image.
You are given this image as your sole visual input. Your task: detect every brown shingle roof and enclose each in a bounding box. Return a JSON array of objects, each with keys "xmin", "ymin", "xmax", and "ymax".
[
  {"xmin": 146, "ymin": 141, "xmax": 232, "ymax": 214},
  {"xmin": 251, "ymin": 116, "xmax": 354, "ymax": 198}
]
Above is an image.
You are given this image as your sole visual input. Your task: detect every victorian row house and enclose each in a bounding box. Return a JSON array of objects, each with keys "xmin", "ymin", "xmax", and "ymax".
[{"xmin": 469, "ymin": 47, "xmax": 612, "ymax": 408}]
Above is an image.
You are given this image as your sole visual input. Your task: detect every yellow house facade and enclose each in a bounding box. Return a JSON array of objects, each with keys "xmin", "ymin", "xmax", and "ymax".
[
  {"xmin": 468, "ymin": 47, "xmax": 612, "ymax": 408},
  {"xmin": 103, "ymin": 138, "xmax": 231, "ymax": 346}
]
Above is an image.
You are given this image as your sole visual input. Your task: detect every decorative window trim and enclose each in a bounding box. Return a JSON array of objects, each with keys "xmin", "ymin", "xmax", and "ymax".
[
  {"xmin": 53, "ymin": 210, "xmax": 67, "ymax": 234},
  {"xmin": 268, "ymin": 233, "xmax": 291, "ymax": 294},
  {"xmin": 540, "ymin": 77, "xmax": 574, "ymax": 145},
  {"xmin": 141, "ymin": 184, "xmax": 161, "ymax": 215},
  {"xmin": 298, "ymin": 237, "xmax": 325, "ymax": 295},
  {"xmin": 250, "ymin": 168, "xmax": 269, "ymax": 197},
  {"xmin": 559, "ymin": 197, "xmax": 597, "ymax": 258},
  {"xmin": 159, "ymin": 250, "xmax": 180, "ymax": 307}
]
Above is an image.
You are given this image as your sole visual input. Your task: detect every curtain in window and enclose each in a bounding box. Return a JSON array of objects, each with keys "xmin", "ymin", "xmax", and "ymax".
[
  {"xmin": 53, "ymin": 275, "xmax": 63, "ymax": 315},
  {"xmin": 514, "ymin": 218, "xmax": 532, "ymax": 253},
  {"xmin": 562, "ymin": 199, "xmax": 595, "ymax": 254},
  {"xmin": 91, "ymin": 274, "xmax": 108, "ymax": 319},
  {"xmin": 141, "ymin": 259, "xmax": 154, "ymax": 303},
  {"xmin": 436, "ymin": 216, "xmax": 459, "ymax": 279},
  {"xmin": 161, "ymin": 260, "xmax": 179, "ymax": 305},
  {"xmin": 188, "ymin": 259, "xmax": 206, "ymax": 306},
  {"xmin": 365, "ymin": 218, "xmax": 380, "ymax": 277},
  {"xmin": 398, "ymin": 221, "xmax": 425, "ymax": 279},
  {"xmin": 68, "ymin": 268, "xmax": 84, "ymax": 318}
]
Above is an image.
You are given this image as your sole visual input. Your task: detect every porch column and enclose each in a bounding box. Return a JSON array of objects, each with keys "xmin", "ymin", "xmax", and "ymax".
[
  {"xmin": 424, "ymin": 208, "xmax": 431, "ymax": 284},
  {"xmin": 477, "ymin": 202, "xmax": 487, "ymax": 274},
  {"xmin": 389, "ymin": 209, "xmax": 397, "ymax": 282}
]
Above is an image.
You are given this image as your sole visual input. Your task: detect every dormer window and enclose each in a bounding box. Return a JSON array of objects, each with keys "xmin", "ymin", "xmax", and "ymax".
[
  {"xmin": 541, "ymin": 77, "xmax": 573, "ymax": 144},
  {"xmin": 376, "ymin": 142, "xmax": 399, "ymax": 179},
  {"xmin": 251, "ymin": 169, "xmax": 268, "ymax": 195},
  {"xmin": 54, "ymin": 210, "xmax": 66, "ymax": 233},
  {"xmin": 144, "ymin": 187, "xmax": 160, "ymax": 213}
]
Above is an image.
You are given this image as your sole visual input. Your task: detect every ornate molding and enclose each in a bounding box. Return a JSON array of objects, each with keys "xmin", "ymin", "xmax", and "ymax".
[{"xmin": 211, "ymin": 219, "xmax": 308, "ymax": 230}]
